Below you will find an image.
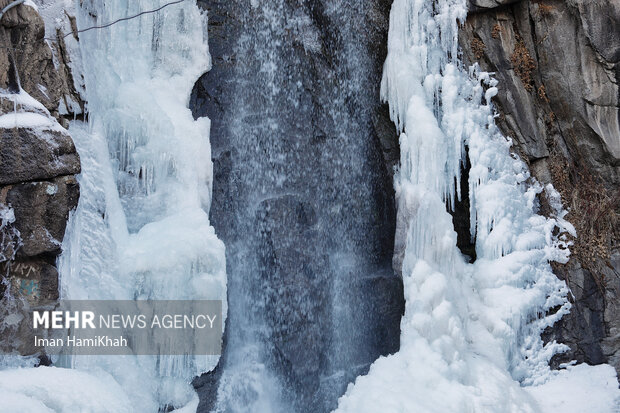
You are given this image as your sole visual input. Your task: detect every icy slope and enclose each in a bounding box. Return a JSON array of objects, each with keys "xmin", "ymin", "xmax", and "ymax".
[{"xmin": 334, "ymin": 0, "xmax": 620, "ymax": 412}]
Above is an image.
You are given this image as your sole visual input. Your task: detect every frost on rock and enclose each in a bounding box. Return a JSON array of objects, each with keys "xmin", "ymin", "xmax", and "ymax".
[
  {"xmin": 335, "ymin": 0, "xmax": 620, "ymax": 412},
  {"xmin": 0, "ymin": 205, "xmax": 20, "ymax": 264}
]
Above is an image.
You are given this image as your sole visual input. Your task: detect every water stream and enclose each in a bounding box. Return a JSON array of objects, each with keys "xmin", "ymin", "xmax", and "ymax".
[{"xmin": 190, "ymin": 1, "xmax": 402, "ymax": 411}]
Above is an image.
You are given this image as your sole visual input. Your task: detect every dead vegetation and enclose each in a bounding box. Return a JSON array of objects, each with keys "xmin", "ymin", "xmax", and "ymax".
[
  {"xmin": 548, "ymin": 153, "xmax": 620, "ymax": 287},
  {"xmin": 511, "ymin": 35, "xmax": 536, "ymax": 92},
  {"xmin": 471, "ymin": 37, "xmax": 486, "ymax": 60},
  {"xmin": 538, "ymin": 85, "xmax": 550, "ymax": 103},
  {"xmin": 492, "ymin": 23, "xmax": 502, "ymax": 39}
]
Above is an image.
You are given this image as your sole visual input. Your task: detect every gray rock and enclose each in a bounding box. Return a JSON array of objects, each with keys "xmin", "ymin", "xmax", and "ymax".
[
  {"xmin": 0, "ymin": 1, "xmax": 82, "ymax": 286},
  {"xmin": 0, "ymin": 259, "xmax": 59, "ymax": 303},
  {"xmin": 2, "ymin": 175, "xmax": 79, "ymax": 257},
  {"xmin": 0, "ymin": 2, "xmax": 84, "ymax": 117},
  {"xmin": 0, "ymin": 258, "xmax": 58, "ymax": 357},
  {"xmin": 468, "ymin": 0, "xmax": 521, "ymax": 12},
  {"xmin": 0, "ymin": 127, "xmax": 80, "ymax": 186},
  {"xmin": 460, "ymin": 0, "xmax": 619, "ymax": 186},
  {"xmin": 0, "ymin": 2, "xmax": 79, "ymax": 362},
  {"xmin": 602, "ymin": 250, "xmax": 620, "ymax": 371}
]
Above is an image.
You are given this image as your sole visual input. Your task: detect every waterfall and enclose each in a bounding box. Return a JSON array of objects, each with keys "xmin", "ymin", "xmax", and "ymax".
[
  {"xmin": 56, "ymin": 0, "xmax": 226, "ymax": 410},
  {"xmin": 1, "ymin": 0, "xmax": 619, "ymax": 411},
  {"xmin": 190, "ymin": 1, "xmax": 401, "ymax": 411}
]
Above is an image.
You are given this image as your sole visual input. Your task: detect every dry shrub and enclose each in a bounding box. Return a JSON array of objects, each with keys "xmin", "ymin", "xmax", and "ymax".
[
  {"xmin": 492, "ymin": 24, "xmax": 502, "ymax": 39},
  {"xmin": 538, "ymin": 85, "xmax": 550, "ymax": 103},
  {"xmin": 511, "ymin": 35, "xmax": 536, "ymax": 92},
  {"xmin": 549, "ymin": 154, "xmax": 620, "ymax": 287},
  {"xmin": 471, "ymin": 37, "xmax": 485, "ymax": 60}
]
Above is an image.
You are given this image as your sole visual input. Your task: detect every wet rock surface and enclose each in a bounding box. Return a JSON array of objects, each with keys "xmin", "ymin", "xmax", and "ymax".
[
  {"xmin": 460, "ymin": 0, "xmax": 620, "ymax": 375},
  {"xmin": 191, "ymin": 0, "xmax": 402, "ymax": 411}
]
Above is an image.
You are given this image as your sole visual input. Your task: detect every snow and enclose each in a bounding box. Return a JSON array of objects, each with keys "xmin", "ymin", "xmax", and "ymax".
[
  {"xmin": 335, "ymin": 0, "xmax": 620, "ymax": 412},
  {"xmin": 0, "ymin": 112, "xmax": 53, "ymax": 129},
  {"xmin": 0, "ymin": 88, "xmax": 66, "ymax": 133},
  {"xmin": 1, "ymin": 88, "xmax": 49, "ymax": 114},
  {"xmin": 0, "ymin": 205, "xmax": 15, "ymax": 225},
  {"xmin": 0, "ymin": 205, "xmax": 21, "ymax": 262},
  {"xmin": 0, "ymin": 0, "xmax": 617, "ymax": 411},
  {"xmin": 0, "ymin": 367, "xmax": 132, "ymax": 413},
  {"xmin": 23, "ymin": 1, "xmax": 38, "ymax": 12},
  {"xmin": 525, "ymin": 364, "xmax": 620, "ymax": 413}
]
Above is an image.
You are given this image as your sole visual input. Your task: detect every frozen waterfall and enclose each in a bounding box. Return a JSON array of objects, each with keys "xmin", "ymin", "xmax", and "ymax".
[
  {"xmin": 0, "ymin": 0, "xmax": 619, "ymax": 412},
  {"xmin": 48, "ymin": 0, "xmax": 225, "ymax": 411},
  {"xmin": 335, "ymin": 0, "xmax": 618, "ymax": 412}
]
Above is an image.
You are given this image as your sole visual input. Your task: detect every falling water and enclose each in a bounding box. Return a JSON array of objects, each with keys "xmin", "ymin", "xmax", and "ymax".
[
  {"xmin": 190, "ymin": 1, "xmax": 402, "ymax": 411},
  {"xmin": 2, "ymin": 0, "xmax": 617, "ymax": 411}
]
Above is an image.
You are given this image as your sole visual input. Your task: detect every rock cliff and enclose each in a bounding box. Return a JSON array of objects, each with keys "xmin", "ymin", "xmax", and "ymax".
[{"xmin": 0, "ymin": 1, "xmax": 81, "ymax": 355}]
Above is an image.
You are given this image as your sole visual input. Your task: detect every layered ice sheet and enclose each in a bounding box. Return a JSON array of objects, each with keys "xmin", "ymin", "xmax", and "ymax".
[
  {"xmin": 335, "ymin": 0, "xmax": 620, "ymax": 412},
  {"xmin": 0, "ymin": 1, "xmax": 225, "ymax": 411}
]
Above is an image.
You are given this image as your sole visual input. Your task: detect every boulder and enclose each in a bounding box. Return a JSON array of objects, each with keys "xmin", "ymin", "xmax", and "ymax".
[
  {"xmin": 0, "ymin": 127, "xmax": 80, "ymax": 185},
  {"xmin": 2, "ymin": 174, "xmax": 79, "ymax": 257}
]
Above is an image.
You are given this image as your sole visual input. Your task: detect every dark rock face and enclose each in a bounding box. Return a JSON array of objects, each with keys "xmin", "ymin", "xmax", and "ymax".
[
  {"xmin": 191, "ymin": 0, "xmax": 403, "ymax": 411},
  {"xmin": 4, "ymin": 175, "xmax": 79, "ymax": 257},
  {"xmin": 0, "ymin": 127, "xmax": 79, "ymax": 311},
  {"xmin": 460, "ymin": 0, "xmax": 620, "ymax": 374},
  {"xmin": 0, "ymin": 3, "xmax": 81, "ymax": 354}
]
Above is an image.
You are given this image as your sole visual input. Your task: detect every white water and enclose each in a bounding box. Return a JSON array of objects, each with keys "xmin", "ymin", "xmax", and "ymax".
[
  {"xmin": 335, "ymin": 0, "xmax": 619, "ymax": 412},
  {"xmin": 0, "ymin": 1, "xmax": 226, "ymax": 411}
]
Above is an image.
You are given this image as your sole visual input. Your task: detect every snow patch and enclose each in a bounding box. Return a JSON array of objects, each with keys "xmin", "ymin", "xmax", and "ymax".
[
  {"xmin": 0, "ymin": 112, "xmax": 53, "ymax": 129},
  {"xmin": 0, "ymin": 367, "xmax": 132, "ymax": 413},
  {"xmin": 525, "ymin": 364, "xmax": 620, "ymax": 413}
]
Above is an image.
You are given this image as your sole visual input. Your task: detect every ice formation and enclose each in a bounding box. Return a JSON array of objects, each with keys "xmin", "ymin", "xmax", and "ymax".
[
  {"xmin": 0, "ymin": 0, "xmax": 225, "ymax": 411},
  {"xmin": 335, "ymin": 0, "xmax": 620, "ymax": 412}
]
